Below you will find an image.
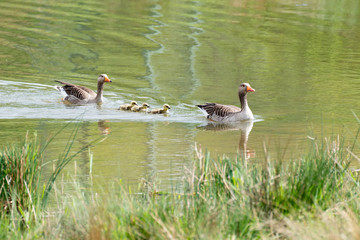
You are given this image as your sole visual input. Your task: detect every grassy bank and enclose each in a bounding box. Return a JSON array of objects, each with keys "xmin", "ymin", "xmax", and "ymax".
[{"xmin": 1, "ymin": 132, "xmax": 359, "ymax": 239}]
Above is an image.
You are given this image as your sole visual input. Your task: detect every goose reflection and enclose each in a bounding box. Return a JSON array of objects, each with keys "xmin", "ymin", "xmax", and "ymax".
[
  {"xmin": 197, "ymin": 120, "xmax": 255, "ymax": 160},
  {"xmin": 98, "ymin": 120, "xmax": 111, "ymax": 135}
]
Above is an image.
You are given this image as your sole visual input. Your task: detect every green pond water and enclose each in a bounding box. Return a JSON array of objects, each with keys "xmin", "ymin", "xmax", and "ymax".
[{"xmin": 0, "ymin": 0, "xmax": 359, "ymax": 190}]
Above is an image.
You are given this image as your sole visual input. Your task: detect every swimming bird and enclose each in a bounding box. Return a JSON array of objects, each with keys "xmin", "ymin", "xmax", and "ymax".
[
  {"xmin": 196, "ymin": 83, "xmax": 255, "ymax": 122},
  {"xmin": 119, "ymin": 101, "xmax": 138, "ymax": 110},
  {"xmin": 55, "ymin": 74, "xmax": 112, "ymax": 104},
  {"xmin": 150, "ymin": 104, "xmax": 171, "ymax": 114},
  {"xmin": 131, "ymin": 103, "xmax": 150, "ymax": 112}
]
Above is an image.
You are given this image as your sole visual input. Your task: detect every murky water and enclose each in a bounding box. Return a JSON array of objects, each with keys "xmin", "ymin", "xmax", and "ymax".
[{"xmin": 0, "ymin": 0, "xmax": 359, "ymax": 190}]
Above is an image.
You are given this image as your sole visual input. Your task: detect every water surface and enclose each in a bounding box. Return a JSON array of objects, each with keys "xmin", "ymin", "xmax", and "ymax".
[{"xmin": 0, "ymin": 0, "xmax": 359, "ymax": 190}]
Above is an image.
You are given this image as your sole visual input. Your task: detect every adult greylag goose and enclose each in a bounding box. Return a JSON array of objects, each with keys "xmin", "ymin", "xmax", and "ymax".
[
  {"xmin": 119, "ymin": 101, "xmax": 138, "ymax": 110},
  {"xmin": 55, "ymin": 74, "xmax": 112, "ymax": 104},
  {"xmin": 131, "ymin": 103, "xmax": 150, "ymax": 112},
  {"xmin": 150, "ymin": 104, "xmax": 171, "ymax": 114},
  {"xmin": 196, "ymin": 83, "xmax": 255, "ymax": 122}
]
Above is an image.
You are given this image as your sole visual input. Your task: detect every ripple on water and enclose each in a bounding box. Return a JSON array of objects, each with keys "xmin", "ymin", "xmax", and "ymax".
[{"xmin": 0, "ymin": 79, "xmax": 210, "ymax": 123}]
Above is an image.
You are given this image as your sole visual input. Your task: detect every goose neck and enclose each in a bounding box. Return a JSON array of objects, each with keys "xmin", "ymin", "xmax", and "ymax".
[
  {"xmin": 239, "ymin": 93, "xmax": 248, "ymax": 111},
  {"xmin": 95, "ymin": 81, "xmax": 104, "ymax": 102}
]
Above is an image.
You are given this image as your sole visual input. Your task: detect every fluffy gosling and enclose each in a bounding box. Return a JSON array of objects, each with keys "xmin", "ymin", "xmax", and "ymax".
[
  {"xmin": 150, "ymin": 104, "xmax": 171, "ymax": 114},
  {"xmin": 131, "ymin": 103, "xmax": 150, "ymax": 112},
  {"xmin": 119, "ymin": 101, "xmax": 138, "ymax": 110}
]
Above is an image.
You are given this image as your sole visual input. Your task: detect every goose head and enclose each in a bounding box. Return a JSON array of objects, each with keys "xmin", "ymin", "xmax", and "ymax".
[
  {"xmin": 238, "ymin": 83, "xmax": 255, "ymax": 95},
  {"xmin": 98, "ymin": 74, "xmax": 112, "ymax": 83},
  {"xmin": 130, "ymin": 101, "xmax": 138, "ymax": 106},
  {"xmin": 163, "ymin": 104, "xmax": 171, "ymax": 110}
]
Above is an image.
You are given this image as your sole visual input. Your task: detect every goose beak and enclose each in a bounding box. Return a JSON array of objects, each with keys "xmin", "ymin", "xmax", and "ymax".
[
  {"xmin": 104, "ymin": 76, "xmax": 112, "ymax": 83},
  {"xmin": 246, "ymin": 86, "xmax": 255, "ymax": 92}
]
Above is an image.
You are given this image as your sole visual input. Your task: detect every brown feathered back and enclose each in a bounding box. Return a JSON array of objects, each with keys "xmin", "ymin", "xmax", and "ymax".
[
  {"xmin": 196, "ymin": 103, "xmax": 240, "ymax": 118},
  {"xmin": 55, "ymin": 80, "xmax": 96, "ymax": 100}
]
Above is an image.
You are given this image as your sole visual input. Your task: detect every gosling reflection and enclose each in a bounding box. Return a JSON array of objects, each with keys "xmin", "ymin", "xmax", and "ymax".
[
  {"xmin": 98, "ymin": 120, "xmax": 111, "ymax": 135},
  {"xmin": 198, "ymin": 120, "xmax": 255, "ymax": 160}
]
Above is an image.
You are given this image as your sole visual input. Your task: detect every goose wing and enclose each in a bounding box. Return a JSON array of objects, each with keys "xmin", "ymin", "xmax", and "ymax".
[
  {"xmin": 55, "ymin": 80, "xmax": 96, "ymax": 100},
  {"xmin": 197, "ymin": 103, "xmax": 241, "ymax": 117}
]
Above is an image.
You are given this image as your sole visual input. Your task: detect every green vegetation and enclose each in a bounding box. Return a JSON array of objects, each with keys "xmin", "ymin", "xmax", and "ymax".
[
  {"xmin": 0, "ymin": 130, "xmax": 359, "ymax": 239},
  {"xmin": 0, "ymin": 132, "xmax": 42, "ymax": 231}
]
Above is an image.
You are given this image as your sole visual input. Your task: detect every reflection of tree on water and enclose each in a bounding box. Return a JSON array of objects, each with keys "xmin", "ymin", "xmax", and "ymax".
[
  {"xmin": 146, "ymin": 122, "xmax": 196, "ymax": 191},
  {"xmin": 75, "ymin": 120, "xmax": 111, "ymax": 189},
  {"xmin": 197, "ymin": 120, "xmax": 255, "ymax": 160},
  {"xmin": 76, "ymin": 121, "xmax": 91, "ymax": 190}
]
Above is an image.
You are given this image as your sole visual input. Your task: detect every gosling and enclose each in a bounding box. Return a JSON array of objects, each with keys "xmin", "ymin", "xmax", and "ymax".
[
  {"xmin": 119, "ymin": 101, "xmax": 138, "ymax": 110},
  {"xmin": 150, "ymin": 104, "xmax": 171, "ymax": 114},
  {"xmin": 131, "ymin": 103, "xmax": 150, "ymax": 112}
]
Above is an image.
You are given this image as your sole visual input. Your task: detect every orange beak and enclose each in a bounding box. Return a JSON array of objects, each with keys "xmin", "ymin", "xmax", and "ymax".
[
  {"xmin": 246, "ymin": 86, "xmax": 255, "ymax": 92},
  {"xmin": 104, "ymin": 76, "xmax": 112, "ymax": 83}
]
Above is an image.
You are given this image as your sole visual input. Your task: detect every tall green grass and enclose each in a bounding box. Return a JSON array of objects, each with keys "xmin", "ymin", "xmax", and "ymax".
[
  {"xmin": 0, "ymin": 127, "xmax": 359, "ymax": 239},
  {"xmin": 0, "ymin": 120, "xmax": 106, "ymax": 233},
  {"xmin": 45, "ymin": 135, "xmax": 359, "ymax": 239},
  {"xmin": 0, "ymin": 132, "xmax": 42, "ymax": 229}
]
